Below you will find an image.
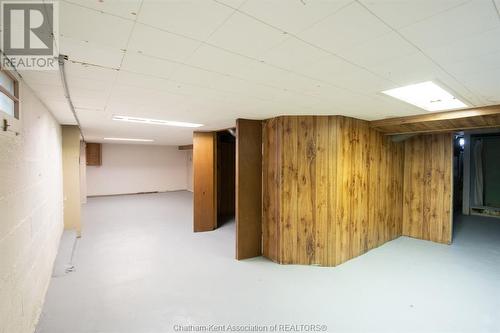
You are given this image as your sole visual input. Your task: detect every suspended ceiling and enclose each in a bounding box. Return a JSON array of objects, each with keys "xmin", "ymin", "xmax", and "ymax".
[{"xmin": 18, "ymin": 0, "xmax": 500, "ymax": 145}]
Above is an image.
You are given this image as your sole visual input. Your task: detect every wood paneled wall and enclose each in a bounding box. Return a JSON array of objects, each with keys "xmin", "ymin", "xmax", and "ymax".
[
  {"xmin": 262, "ymin": 116, "xmax": 405, "ymax": 266},
  {"xmin": 402, "ymin": 133, "xmax": 453, "ymax": 244}
]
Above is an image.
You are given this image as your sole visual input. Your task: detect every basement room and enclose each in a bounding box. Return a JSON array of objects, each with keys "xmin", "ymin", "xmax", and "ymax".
[{"xmin": 1, "ymin": 1, "xmax": 499, "ymax": 333}]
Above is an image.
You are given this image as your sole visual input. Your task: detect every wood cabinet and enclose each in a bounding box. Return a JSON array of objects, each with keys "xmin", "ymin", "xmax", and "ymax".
[{"xmin": 86, "ymin": 143, "xmax": 102, "ymax": 166}]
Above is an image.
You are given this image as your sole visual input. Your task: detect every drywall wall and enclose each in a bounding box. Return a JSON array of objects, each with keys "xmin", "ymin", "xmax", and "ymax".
[
  {"xmin": 402, "ymin": 133, "xmax": 453, "ymax": 244},
  {"xmin": 0, "ymin": 82, "xmax": 63, "ymax": 333},
  {"xmin": 86, "ymin": 143, "xmax": 189, "ymax": 196},
  {"xmin": 62, "ymin": 126, "xmax": 81, "ymax": 236},
  {"xmin": 262, "ymin": 116, "xmax": 404, "ymax": 266}
]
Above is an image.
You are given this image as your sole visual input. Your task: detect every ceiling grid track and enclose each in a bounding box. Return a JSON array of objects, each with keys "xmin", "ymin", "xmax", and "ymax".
[{"xmin": 101, "ymin": 0, "xmax": 144, "ymax": 117}]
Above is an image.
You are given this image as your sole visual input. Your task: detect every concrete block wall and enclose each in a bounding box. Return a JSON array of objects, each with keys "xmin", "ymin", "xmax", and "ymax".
[{"xmin": 0, "ymin": 82, "xmax": 63, "ymax": 333}]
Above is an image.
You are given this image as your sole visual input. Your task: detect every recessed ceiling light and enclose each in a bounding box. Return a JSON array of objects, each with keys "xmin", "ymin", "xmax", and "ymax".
[
  {"xmin": 382, "ymin": 81, "xmax": 467, "ymax": 111},
  {"xmin": 104, "ymin": 137, "xmax": 154, "ymax": 142},
  {"xmin": 112, "ymin": 115, "xmax": 203, "ymax": 128}
]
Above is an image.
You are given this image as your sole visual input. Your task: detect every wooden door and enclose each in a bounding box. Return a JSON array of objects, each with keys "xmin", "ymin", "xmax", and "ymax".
[
  {"xmin": 193, "ymin": 132, "xmax": 217, "ymax": 232},
  {"xmin": 236, "ymin": 119, "xmax": 263, "ymax": 259}
]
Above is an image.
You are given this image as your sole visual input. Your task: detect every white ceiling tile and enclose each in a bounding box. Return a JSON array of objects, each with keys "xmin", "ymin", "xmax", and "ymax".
[
  {"xmin": 127, "ymin": 24, "xmax": 200, "ymax": 63},
  {"xmin": 358, "ymin": 0, "xmax": 467, "ymax": 29},
  {"xmin": 207, "ymin": 12, "xmax": 287, "ymax": 59},
  {"xmin": 64, "ymin": 0, "xmax": 142, "ymax": 20},
  {"xmin": 424, "ymin": 27, "xmax": 500, "ymax": 65},
  {"xmin": 325, "ymin": 69, "xmax": 393, "ymax": 94},
  {"xmin": 71, "ymin": 93, "xmax": 109, "ymax": 110},
  {"xmin": 298, "ymin": 2, "xmax": 391, "ymax": 54},
  {"xmin": 449, "ymin": 67, "xmax": 500, "ymax": 104},
  {"xmin": 369, "ymin": 53, "xmax": 443, "ymax": 84},
  {"xmin": 107, "ymin": 86, "xmax": 188, "ymax": 112},
  {"xmin": 228, "ymin": 61, "xmax": 297, "ymax": 88},
  {"xmin": 440, "ymin": 50, "xmax": 500, "ymax": 79},
  {"xmin": 336, "ymin": 32, "xmax": 416, "ymax": 69},
  {"xmin": 120, "ymin": 52, "xmax": 180, "ymax": 79},
  {"xmin": 298, "ymin": 55, "xmax": 362, "ymax": 82},
  {"xmin": 206, "ymin": 74, "xmax": 281, "ymax": 101},
  {"xmin": 60, "ymin": 36, "xmax": 124, "ymax": 69},
  {"xmin": 186, "ymin": 44, "xmax": 255, "ymax": 74},
  {"xmin": 138, "ymin": 0, "xmax": 235, "ymax": 40},
  {"xmin": 260, "ymin": 37, "xmax": 331, "ymax": 70},
  {"xmin": 23, "ymin": 84, "xmax": 64, "ymax": 101},
  {"xmin": 214, "ymin": 0, "xmax": 247, "ymax": 8},
  {"xmin": 169, "ymin": 66, "xmax": 219, "ymax": 89},
  {"xmin": 64, "ymin": 61, "xmax": 118, "ymax": 83},
  {"xmin": 60, "ymin": 1, "xmax": 134, "ymax": 50},
  {"xmin": 238, "ymin": 0, "xmax": 352, "ymax": 34},
  {"xmin": 398, "ymin": 0, "xmax": 500, "ymax": 50},
  {"xmin": 115, "ymin": 71, "xmax": 182, "ymax": 93},
  {"xmin": 45, "ymin": 101, "xmax": 77, "ymax": 125},
  {"xmin": 18, "ymin": 70, "xmax": 61, "ymax": 87}
]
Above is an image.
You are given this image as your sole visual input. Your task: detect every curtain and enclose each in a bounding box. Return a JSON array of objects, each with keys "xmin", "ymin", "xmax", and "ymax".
[{"xmin": 473, "ymin": 139, "xmax": 483, "ymax": 206}]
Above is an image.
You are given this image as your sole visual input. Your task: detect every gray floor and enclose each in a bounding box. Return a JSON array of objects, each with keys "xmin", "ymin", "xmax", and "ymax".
[{"xmin": 37, "ymin": 192, "xmax": 500, "ymax": 333}]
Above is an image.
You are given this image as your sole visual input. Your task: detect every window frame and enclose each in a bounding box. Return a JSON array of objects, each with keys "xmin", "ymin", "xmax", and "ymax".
[{"xmin": 0, "ymin": 68, "xmax": 20, "ymax": 119}]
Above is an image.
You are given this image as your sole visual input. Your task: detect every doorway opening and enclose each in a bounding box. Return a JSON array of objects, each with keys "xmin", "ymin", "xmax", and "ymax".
[
  {"xmin": 453, "ymin": 129, "xmax": 500, "ymax": 240},
  {"xmin": 216, "ymin": 129, "xmax": 236, "ymax": 227}
]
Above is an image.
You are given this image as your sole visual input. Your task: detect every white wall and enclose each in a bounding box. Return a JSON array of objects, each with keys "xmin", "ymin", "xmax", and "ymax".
[
  {"xmin": 86, "ymin": 143, "xmax": 189, "ymax": 196},
  {"xmin": 0, "ymin": 83, "xmax": 63, "ymax": 333}
]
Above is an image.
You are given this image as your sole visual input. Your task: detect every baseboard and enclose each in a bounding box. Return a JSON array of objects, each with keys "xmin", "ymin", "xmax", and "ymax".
[{"xmin": 87, "ymin": 189, "xmax": 190, "ymax": 198}]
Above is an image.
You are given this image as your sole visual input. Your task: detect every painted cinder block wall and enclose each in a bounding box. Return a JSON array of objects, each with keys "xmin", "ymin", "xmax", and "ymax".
[{"xmin": 0, "ymin": 83, "xmax": 63, "ymax": 333}]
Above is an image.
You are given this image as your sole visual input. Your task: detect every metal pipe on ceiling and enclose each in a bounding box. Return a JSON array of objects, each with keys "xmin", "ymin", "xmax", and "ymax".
[{"xmin": 58, "ymin": 54, "xmax": 86, "ymax": 141}]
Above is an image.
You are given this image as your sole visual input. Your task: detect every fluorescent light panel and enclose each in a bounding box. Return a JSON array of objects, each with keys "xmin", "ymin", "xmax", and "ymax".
[
  {"xmin": 382, "ymin": 81, "xmax": 467, "ymax": 111},
  {"xmin": 104, "ymin": 137, "xmax": 154, "ymax": 142},
  {"xmin": 113, "ymin": 115, "xmax": 203, "ymax": 128}
]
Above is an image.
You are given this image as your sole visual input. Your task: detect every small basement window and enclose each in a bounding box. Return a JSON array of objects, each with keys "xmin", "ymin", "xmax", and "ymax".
[{"xmin": 0, "ymin": 69, "xmax": 19, "ymax": 119}]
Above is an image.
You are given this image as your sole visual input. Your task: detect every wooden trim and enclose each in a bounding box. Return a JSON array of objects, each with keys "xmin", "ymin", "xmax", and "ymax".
[
  {"xmin": 371, "ymin": 105, "xmax": 500, "ymax": 128},
  {"xmin": 178, "ymin": 144, "xmax": 193, "ymax": 150},
  {"xmin": 0, "ymin": 84, "xmax": 18, "ymax": 102},
  {"xmin": 0, "ymin": 69, "xmax": 20, "ymax": 120},
  {"xmin": 370, "ymin": 105, "xmax": 500, "ymax": 135},
  {"xmin": 375, "ymin": 124, "xmax": 500, "ymax": 136}
]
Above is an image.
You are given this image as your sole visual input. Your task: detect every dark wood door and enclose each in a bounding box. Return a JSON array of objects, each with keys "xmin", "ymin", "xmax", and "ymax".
[
  {"xmin": 193, "ymin": 132, "xmax": 217, "ymax": 232},
  {"xmin": 236, "ymin": 119, "xmax": 263, "ymax": 259}
]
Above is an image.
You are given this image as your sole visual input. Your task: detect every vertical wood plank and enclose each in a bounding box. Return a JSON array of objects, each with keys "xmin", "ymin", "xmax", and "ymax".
[
  {"xmin": 281, "ymin": 116, "xmax": 298, "ymax": 264},
  {"xmin": 296, "ymin": 116, "xmax": 316, "ymax": 264},
  {"xmin": 315, "ymin": 116, "xmax": 329, "ymax": 265},
  {"xmin": 327, "ymin": 116, "xmax": 338, "ymax": 266}
]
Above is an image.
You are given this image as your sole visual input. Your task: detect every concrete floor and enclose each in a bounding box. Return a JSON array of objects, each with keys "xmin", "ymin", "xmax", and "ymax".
[{"xmin": 37, "ymin": 192, "xmax": 500, "ymax": 333}]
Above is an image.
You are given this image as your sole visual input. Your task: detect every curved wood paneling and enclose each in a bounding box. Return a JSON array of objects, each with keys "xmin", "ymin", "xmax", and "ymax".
[{"xmin": 262, "ymin": 116, "xmax": 405, "ymax": 266}]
